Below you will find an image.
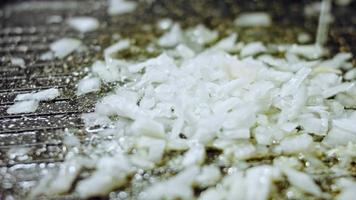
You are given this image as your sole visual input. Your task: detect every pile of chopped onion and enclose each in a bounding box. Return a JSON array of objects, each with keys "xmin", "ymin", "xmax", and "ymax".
[{"xmin": 31, "ymin": 21, "xmax": 356, "ymax": 200}]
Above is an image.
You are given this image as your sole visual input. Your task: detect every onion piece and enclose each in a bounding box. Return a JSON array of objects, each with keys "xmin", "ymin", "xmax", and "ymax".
[
  {"xmin": 280, "ymin": 67, "xmax": 311, "ymax": 97},
  {"xmin": 278, "ymin": 134, "xmax": 313, "ymax": 154},
  {"xmin": 81, "ymin": 112, "xmax": 111, "ymax": 128},
  {"xmin": 46, "ymin": 159, "xmax": 83, "ymax": 195},
  {"xmin": 185, "ymin": 24, "xmax": 218, "ymax": 45},
  {"xmin": 323, "ymin": 127, "xmax": 356, "ymax": 146},
  {"xmin": 287, "ymin": 44, "xmax": 324, "ymax": 59},
  {"xmin": 50, "ymin": 38, "xmax": 82, "ymax": 58},
  {"xmin": 210, "ymin": 33, "xmax": 237, "ymax": 52},
  {"xmin": 198, "ymin": 188, "xmax": 224, "ymax": 200},
  {"xmin": 15, "ymin": 88, "xmax": 60, "ymax": 101},
  {"xmin": 158, "ymin": 23, "xmax": 183, "ymax": 48},
  {"xmin": 76, "ymin": 77, "xmax": 101, "ymax": 95},
  {"xmin": 322, "ymin": 82, "xmax": 355, "ymax": 98},
  {"xmin": 10, "ymin": 57, "xmax": 25, "ymax": 67},
  {"xmin": 135, "ymin": 136, "xmax": 166, "ymax": 162},
  {"xmin": 67, "ymin": 16, "xmax": 99, "ymax": 33},
  {"xmin": 336, "ymin": 179, "xmax": 356, "ymax": 200},
  {"xmin": 75, "ymin": 155, "xmax": 133, "ymax": 198},
  {"xmin": 195, "ymin": 165, "xmax": 222, "ymax": 187},
  {"xmin": 240, "ymin": 42, "xmax": 266, "ymax": 57},
  {"xmin": 235, "ymin": 12, "xmax": 272, "ymax": 27},
  {"xmin": 104, "ymin": 39, "xmax": 130, "ymax": 62},
  {"xmin": 182, "ymin": 143, "xmax": 206, "ymax": 167},
  {"xmin": 107, "ymin": 0, "xmax": 137, "ymax": 16},
  {"xmin": 344, "ymin": 68, "xmax": 356, "ymax": 80},
  {"xmin": 131, "ymin": 118, "xmax": 165, "ymax": 138},
  {"xmin": 40, "ymin": 51, "xmax": 54, "ymax": 60},
  {"xmin": 142, "ymin": 167, "xmax": 199, "ymax": 200},
  {"xmin": 7, "ymin": 100, "xmax": 39, "ymax": 114},
  {"xmin": 157, "ymin": 18, "xmax": 173, "ymax": 30},
  {"xmin": 91, "ymin": 60, "xmax": 121, "ymax": 82},
  {"xmin": 245, "ymin": 166, "xmax": 277, "ymax": 200},
  {"xmin": 283, "ymin": 167, "xmax": 322, "ymax": 196}
]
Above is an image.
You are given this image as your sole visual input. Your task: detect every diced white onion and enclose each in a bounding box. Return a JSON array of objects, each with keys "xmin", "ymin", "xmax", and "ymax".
[
  {"xmin": 15, "ymin": 88, "xmax": 60, "ymax": 101},
  {"xmin": 240, "ymin": 42, "xmax": 266, "ymax": 57},
  {"xmin": 10, "ymin": 57, "xmax": 25, "ymax": 67},
  {"xmin": 107, "ymin": 0, "xmax": 137, "ymax": 15},
  {"xmin": 76, "ymin": 77, "xmax": 101, "ymax": 95},
  {"xmin": 278, "ymin": 134, "xmax": 313, "ymax": 154},
  {"xmin": 7, "ymin": 100, "xmax": 39, "ymax": 114},
  {"xmin": 67, "ymin": 16, "xmax": 99, "ymax": 33},
  {"xmin": 235, "ymin": 12, "xmax": 272, "ymax": 27},
  {"xmin": 50, "ymin": 38, "xmax": 82, "ymax": 58},
  {"xmin": 283, "ymin": 167, "xmax": 322, "ymax": 196}
]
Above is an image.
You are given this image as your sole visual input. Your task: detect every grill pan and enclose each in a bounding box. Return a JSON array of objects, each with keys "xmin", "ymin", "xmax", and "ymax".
[{"xmin": 0, "ymin": 0, "xmax": 355, "ymax": 199}]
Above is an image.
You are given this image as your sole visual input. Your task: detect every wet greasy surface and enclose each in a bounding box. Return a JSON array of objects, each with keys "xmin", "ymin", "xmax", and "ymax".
[{"xmin": 0, "ymin": 0, "xmax": 355, "ymax": 199}]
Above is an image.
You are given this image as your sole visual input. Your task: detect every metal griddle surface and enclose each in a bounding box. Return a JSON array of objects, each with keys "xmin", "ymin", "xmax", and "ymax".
[{"xmin": 0, "ymin": 0, "xmax": 355, "ymax": 199}]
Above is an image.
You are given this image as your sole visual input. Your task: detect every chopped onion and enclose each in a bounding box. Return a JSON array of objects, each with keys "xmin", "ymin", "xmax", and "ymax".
[
  {"xmin": 336, "ymin": 179, "xmax": 356, "ymax": 200},
  {"xmin": 198, "ymin": 188, "xmax": 224, "ymax": 200},
  {"xmin": 280, "ymin": 67, "xmax": 311, "ymax": 97},
  {"xmin": 240, "ymin": 42, "xmax": 266, "ymax": 57},
  {"xmin": 50, "ymin": 38, "xmax": 82, "ymax": 58},
  {"xmin": 323, "ymin": 126, "xmax": 356, "ymax": 146},
  {"xmin": 182, "ymin": 143, "xmax": 206, "ymax": 167},
  {"xmin": 46, "ymin": 159, "xmax": 83, "ymax": 195},
  {"xmin": 76, "ymin": 77, "xmax": 101, "ymax": 95},
  {"xmin": 287, "ymin": 44, "xmax": 324, "ymax": 59},
  {"xmin": 245, "ymin": 166, "xmax": 277, "ymax": 200},
  {"xmin": 107, "ymin": 0, "xmax": 137, "ymax": 16},
  {"xmin": 91, "ymin": 60, "xmax": 121, "ymax": 82},
  {"xmin": 210, "ymin": 33, "xmax": 237, "ymax": 52},
  {"xmin": 142, "ymin": 167, "xmax": 199, "ymax": 200},
  {"xmin": 297, "ymin": 32, "xmax": 312, "ymax": 43},
  {"xmin": 131, "ymin": 118, "xmax": 165, "ymax": 138},
  {"xmin": 195, "ymin": 165, "xmax": 221, "ymax": 187},
  {"xmin": 235, "ymin": 12, "xmax": 272, "ymax": 27},
  {"xmin": 185, "ymin": 24, "xmax": 218, "ymax": 45},
  {"xmin": 32, "ymin": 21, "xmax": 356, "ymax": 199},
  {"xmin": 75, "ymin": 155, "xmax": 133, "ymax": 198},
  {"xmin": 47, "ymin": 15, "xmax": 63, "ymax": 24},
  {"xmin": 104, "ymin": 39, "xmax": 130, "ymax": 61},
  {"xmin": 15, "ymin": 88, "xmax": 60, "ymax": 101},
  {"xmin": 344, "ymin": 68, "xmax": 356, "ymax": 80},
  {"xmin": 82, "ymin": 112, "xmax": 111, "ymax": 127},
  {"xmin": 278, "ymin": 134, "xmax": 313, "ymax": 154},
  {"xmin": 7, "ymin": 100, "xmax": 39, "ymax": 114},
  {"xmin": 67, "ymin": 16, "xmax": 99, "ymax": 33},
  {"xmin": 40, "ymin": 51, "xmax": 54, "ymax": 60},
  {"xmin": 322, "ymin": 82, "xmax": 355, "ymax": 98},
  {"xmin": 225, "ymin": 172, "xmax": 246, "ymax": 200},
  {"xmin": 158, "ymin": 23, "xmax": 183, "ymax": 47},
  {"xmin": 283, "ymin": 167, "xmax": 322, "ymax": 196},
  {"xmin": 10, "ymin": 57, "xmax": 25, "ymax": 67},
  {"xmin": 157, "ymin": 18, "xmax": 173, "ymax": 30}
]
